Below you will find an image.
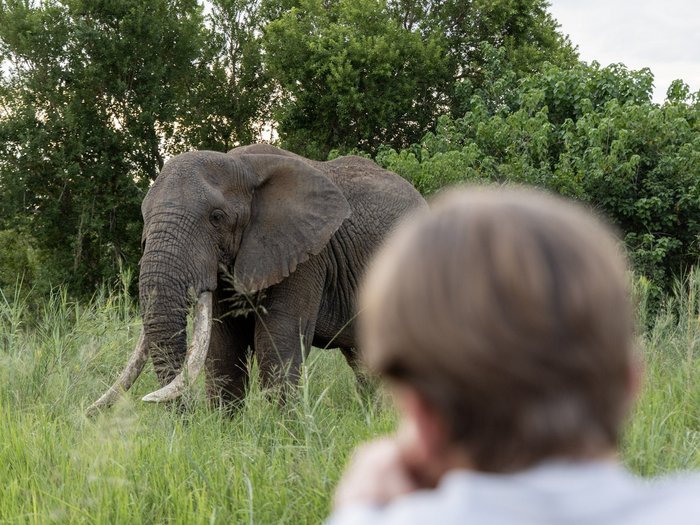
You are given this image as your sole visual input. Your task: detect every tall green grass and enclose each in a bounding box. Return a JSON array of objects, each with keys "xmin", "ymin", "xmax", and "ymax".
[
  {"xmin": 1, "ymin": 272, "xmax": 699, "ymax": 523},
  {"xmin": 623, "ymin": 271, "xmax": 700, "ymax": 475},
  {"xmin": 0, "ymin": 282, "xmax": 395, "ymax": 524}
]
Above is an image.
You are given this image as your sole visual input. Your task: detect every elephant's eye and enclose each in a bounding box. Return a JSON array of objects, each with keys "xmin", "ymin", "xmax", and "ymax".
[{"xmin": 209, "ymin": 209, "xmax": 226, "ymax": 227}]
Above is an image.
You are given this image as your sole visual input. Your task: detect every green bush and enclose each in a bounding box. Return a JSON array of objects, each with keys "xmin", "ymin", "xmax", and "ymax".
[
  {"xmin": 379, "ymin": 62, "xmax": 700, "ymax": 293},
  {"xmin": 0, "ymin": 229, "xmax": 50, "ymax": 300}
]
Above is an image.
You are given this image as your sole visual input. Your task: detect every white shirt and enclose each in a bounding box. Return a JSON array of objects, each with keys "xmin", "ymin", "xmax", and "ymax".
[{"xmin": 326, "ymin": 461, "xmax": 700, "ymax": 524}]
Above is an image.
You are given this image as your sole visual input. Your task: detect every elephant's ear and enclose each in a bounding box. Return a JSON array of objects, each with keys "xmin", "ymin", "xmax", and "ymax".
[{"xmin": 233, "ymin": 154, "xmax": 351, "ymax": 294}]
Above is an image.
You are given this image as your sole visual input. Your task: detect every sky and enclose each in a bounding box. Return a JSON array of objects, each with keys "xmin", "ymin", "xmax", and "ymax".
[{"xmin": 548, "ymin": 0, "xmax": 700, "ymax": 103}]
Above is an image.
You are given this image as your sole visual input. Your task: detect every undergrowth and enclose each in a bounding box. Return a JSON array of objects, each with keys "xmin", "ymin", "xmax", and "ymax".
[{"xmin": 1, "ymin": 270, "xmax": 700, "ymax": 523}]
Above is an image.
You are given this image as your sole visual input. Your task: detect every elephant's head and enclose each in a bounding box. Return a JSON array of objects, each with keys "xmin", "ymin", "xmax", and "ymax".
[{"xmin": 88, "ymin": 149, "xmax": 350, "ymax": 413}]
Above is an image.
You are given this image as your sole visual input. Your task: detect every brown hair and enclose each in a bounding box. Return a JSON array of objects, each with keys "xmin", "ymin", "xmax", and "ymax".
[{"xmin": 360, "ymin": 186, "xmax": 635, "ymax": 473}]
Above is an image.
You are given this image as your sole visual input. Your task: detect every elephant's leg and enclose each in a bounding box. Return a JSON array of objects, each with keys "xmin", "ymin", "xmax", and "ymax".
[
  {"xmin": 205, "ymin": 292, "xmax": 255, "ymax": 407},
  {"xmin": 254, "ymin": 308, "xmax": 317, "ymax": 391},
  {"xmin": 253, "ymin": 271, "xmax": 323, "ymax": 392},
  {"xmin": 340, "ymin": 347, "xmax": 372, "ymax": 394}
]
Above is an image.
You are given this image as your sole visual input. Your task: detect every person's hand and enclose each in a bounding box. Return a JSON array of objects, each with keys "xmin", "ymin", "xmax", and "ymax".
[{"xmin": 333, "ymin": 438, "xmax": 420, "ymax": 510}]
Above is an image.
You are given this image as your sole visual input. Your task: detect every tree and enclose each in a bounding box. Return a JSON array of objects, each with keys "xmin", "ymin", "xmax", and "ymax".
[
  {"xmin": 264, "ymin": 0, "xmax": 450, "ymax": 159},
  {"xmin": 0, "ymin": 0, "xmax": 205, "ymax": 293},
  {"xmin": 388, "ymin": 0, "xmax": 577, "ymax": 76},
  {"xmin": 388, "ymin": 0, "xmax": 578, "ymax": 113},
  {"xmin": 179, "ymin": 0, "xmax": 273, "ymax": 151},
  {"xmin": 263, "ymin": 0, "xmax": 576, "ymax": 159}
]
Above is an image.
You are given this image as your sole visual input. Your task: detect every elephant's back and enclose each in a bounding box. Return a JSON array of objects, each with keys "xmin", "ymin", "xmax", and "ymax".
[
  {"xmin": 323, "ymin": 155, "xmax": 427, "ymax": 268},
  {"xmin": 322, "ymin": 155, "xmax": 427, "ymax": 220}
]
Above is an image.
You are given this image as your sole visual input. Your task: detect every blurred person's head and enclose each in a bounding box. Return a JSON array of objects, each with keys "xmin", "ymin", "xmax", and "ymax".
[{"xmin": 360, "ymin": 186, "xmax": 637, "ymax": 482}]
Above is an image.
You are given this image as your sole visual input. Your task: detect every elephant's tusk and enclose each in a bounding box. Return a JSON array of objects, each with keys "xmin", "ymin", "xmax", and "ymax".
[
  {"xmin": 141, "ymin": 291, "xmax": 213, "ymax": 403},
  {"xmin": 86, "ymin": 329, "xmax": 148, "ymax": 416}
]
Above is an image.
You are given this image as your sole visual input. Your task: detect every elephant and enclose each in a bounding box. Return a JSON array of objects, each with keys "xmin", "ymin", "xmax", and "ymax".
[{"xmin": 88, "ymin": 144, "xmax": 427, "ymax": 412}]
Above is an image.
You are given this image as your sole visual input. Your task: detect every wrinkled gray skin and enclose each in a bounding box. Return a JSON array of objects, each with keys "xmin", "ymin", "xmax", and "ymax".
[{"xmin": 139, "ymin": 144, "xmax": 427, "ymax": 404}]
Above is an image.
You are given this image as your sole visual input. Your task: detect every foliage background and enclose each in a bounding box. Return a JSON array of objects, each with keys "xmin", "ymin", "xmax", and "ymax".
[
  {"xmin": 378, "ymin": 57, "xmax": 700, "ymax": 298},
  {"xmin": 1, "ymin": 0, "xmax": 586, "ymax": 296},
  {"xmin": 0, "ymin": 0, "xmax": 698, "ymax": 302}
]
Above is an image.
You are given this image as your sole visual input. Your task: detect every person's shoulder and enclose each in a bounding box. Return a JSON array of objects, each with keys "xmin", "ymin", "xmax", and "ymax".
[
  {"xmin": 625, "ymin": 471, "xmax": 700, "ymax": 523},
  {"xmin": 325, "ymin": 480, "xmax": 471, "ymax": 525},
  {"xmin": 651, "ymin": 471, "xmax": 700, "ymax": 504}
]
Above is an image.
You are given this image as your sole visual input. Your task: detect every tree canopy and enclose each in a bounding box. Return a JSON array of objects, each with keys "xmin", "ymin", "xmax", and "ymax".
[
  {"xmin": 378, "ymin": 60, "xmax": 700, "ymax": 297},
  {"xmin": 264, "ymin": 0, "xmax": 577, "ymax": 158},
  {"xmin": 1, "ymin": 0, "xmax": 697, "ymax": 298},
  {"xmin": 0, "ymin": 0, "xmax": 204, "ymax": 290},
  {"xmin": 0, "ymin": 0, "xmax": 270, "ymax": 293}
]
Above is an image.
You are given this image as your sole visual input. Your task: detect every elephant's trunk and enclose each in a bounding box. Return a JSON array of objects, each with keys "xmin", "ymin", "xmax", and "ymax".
[
  {"xmin": 137, "ymin": 227, "xmax": 217, "ymax": 401},
  {"xmin": 87, "ymin": 227, "xmax": 216, "ymax": 414},
  {"xmin": 139, "ymin": 245, "xmax": 193, "ymax": 386}
]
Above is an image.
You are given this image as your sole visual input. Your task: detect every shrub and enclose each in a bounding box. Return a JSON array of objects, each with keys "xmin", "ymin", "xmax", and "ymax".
[
  {"xmin": 0, "ymin": 229, "xmax": 49, "ymax": 299},
  {"xmin": 378, "ymin": 62, "xmax": 700, "ymax": 293}
]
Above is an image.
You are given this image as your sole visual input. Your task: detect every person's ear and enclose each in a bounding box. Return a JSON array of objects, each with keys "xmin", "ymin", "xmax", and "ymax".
[{"xmin": 395, "ymin": 386, "xmax": 450, "ymax": 467}]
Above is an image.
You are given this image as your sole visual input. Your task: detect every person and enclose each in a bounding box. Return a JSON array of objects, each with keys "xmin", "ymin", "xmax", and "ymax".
[{"xmin": 326, "ymin": 186, "xmax": 700, "ymax": 524}]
